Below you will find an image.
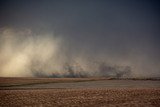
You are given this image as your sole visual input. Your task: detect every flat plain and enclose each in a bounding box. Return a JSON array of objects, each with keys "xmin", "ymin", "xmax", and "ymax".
[{"xmin": 0, "ymin": 77, "xmax": 160, "ymax": 107}]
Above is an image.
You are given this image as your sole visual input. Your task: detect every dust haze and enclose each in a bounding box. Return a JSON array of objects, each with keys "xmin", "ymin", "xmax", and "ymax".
[{"xmin": 0, "ymin": 28, "xmax": 159, "ymax": 78}]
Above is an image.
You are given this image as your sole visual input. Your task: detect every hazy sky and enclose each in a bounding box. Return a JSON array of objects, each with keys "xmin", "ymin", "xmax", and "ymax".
[{"xmin": 0, "ymin": 0, "xmax": 160, "ymax": 77}]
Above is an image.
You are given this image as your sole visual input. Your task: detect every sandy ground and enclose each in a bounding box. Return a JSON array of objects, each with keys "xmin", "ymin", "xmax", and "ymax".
[{"xmin": 0, "ymin": 88, "xmax": 160, "ymax": 107}]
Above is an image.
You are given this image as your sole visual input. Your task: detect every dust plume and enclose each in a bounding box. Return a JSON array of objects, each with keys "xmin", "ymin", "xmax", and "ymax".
[
  {"xmin": 0, "ymin": 28, "xmax": 159, "ymax": 78},
  {"xmin": 0, "ymin": 28, "xmax": 62, "ymax": 77}
]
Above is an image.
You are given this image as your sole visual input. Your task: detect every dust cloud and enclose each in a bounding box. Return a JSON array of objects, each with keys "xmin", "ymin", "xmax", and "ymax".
[{"xmin": 0, "ymin": 28, "xmax": 159, "ymax": 78}]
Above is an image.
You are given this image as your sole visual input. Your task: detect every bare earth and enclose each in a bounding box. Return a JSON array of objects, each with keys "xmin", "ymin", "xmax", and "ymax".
[
  {"xmin": 0, "ymin": 77, "xmax": 106, "ymax": 87},
  {"xmin": 0, "ymin": 78, "xmax": 160, "ymax": 107},
  {"xmin": 1, "ymin": 88, "xmax": 160, "ymax": 107}
]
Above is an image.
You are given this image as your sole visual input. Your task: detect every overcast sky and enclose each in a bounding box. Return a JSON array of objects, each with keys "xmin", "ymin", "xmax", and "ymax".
[{"xmin": 0, "ymin": 0, "xmax": 160, "ymax": 77}]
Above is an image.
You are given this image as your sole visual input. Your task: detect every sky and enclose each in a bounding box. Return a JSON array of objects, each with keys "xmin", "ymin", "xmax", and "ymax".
[{"xmin": 0, "ymin": 0, "xmax": 160, "ymax": 77}]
